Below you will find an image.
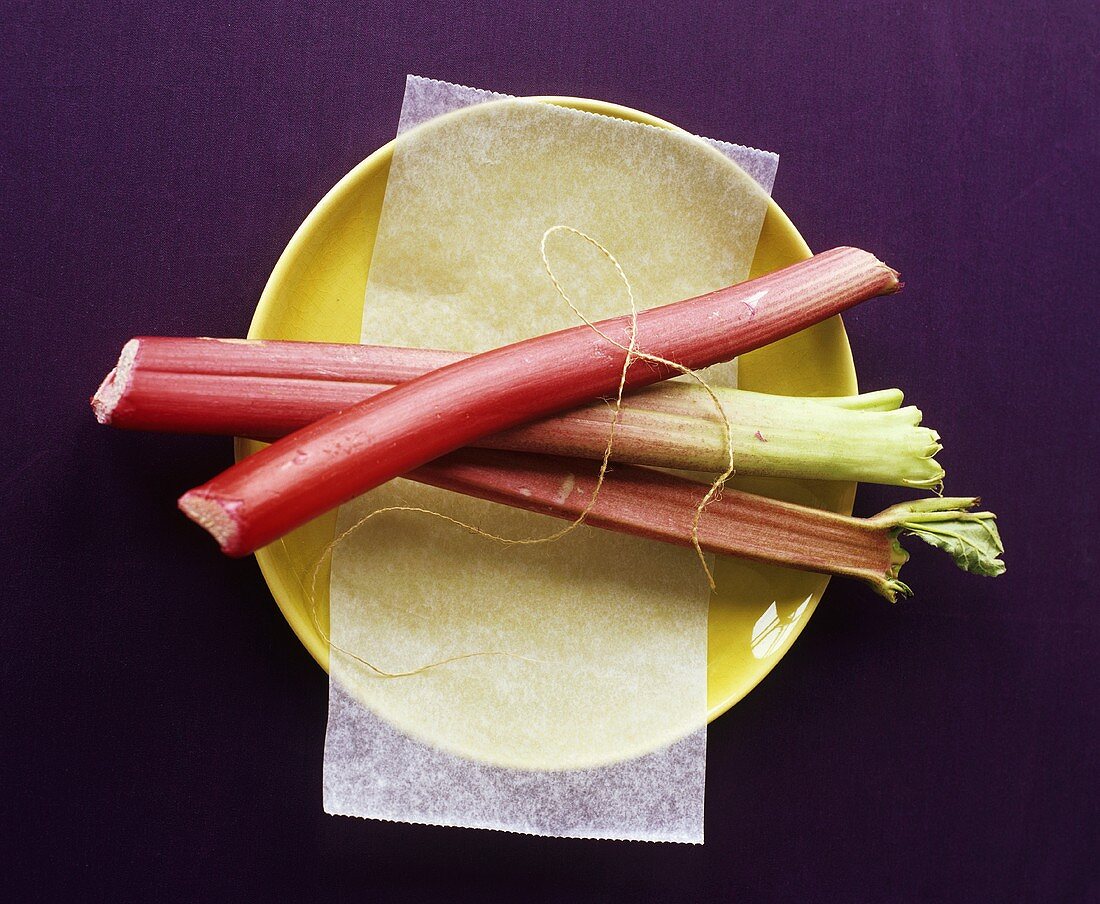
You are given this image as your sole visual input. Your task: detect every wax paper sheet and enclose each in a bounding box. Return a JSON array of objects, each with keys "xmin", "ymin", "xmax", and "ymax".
[
  {"xmin": 323, "ymin": 77, "xmax": 775, "ymax": 841},
  {"xmin": 396, "ymin": 76, "xmax": 779, "ymax": 195}
]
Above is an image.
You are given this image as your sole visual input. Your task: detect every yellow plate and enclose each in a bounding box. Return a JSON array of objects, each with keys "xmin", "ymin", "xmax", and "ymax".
[{"xmin": 238, "ymin": 97, "xmax": 857, "ymax": 725}]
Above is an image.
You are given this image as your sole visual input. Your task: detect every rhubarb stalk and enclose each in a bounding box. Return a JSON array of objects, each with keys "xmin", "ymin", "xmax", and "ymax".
[
  {"xmin": 178, "ymin": 248, "xmax": 901, "ymax": 556},
  {"xmin": 410, "ymin": 449, "xmax": 1004, "ymax": 601},
  {"xmin": 93, "ymin": 337, "xmax": 942, "ymax": 488}
]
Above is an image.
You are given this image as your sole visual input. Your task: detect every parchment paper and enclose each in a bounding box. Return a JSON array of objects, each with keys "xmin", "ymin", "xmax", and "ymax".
[
  {"xmin": 397, "ymin": 76, "xmax": 780, "ymax": 195},
  {"xmin": 323, "ymin": 77, "xmax": 775, "ymax": 841}
]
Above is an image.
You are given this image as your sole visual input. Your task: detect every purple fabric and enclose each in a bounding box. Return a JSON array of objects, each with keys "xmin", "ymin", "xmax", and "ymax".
[{"xmin": 2, "ymin": 2, "xmax": 1096, "ymax": 900}]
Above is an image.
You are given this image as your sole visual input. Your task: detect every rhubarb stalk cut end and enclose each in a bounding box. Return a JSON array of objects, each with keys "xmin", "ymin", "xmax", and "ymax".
[
  {"xmin": 91, "ymin": 338, "xmax": 139, "ymax": 424},
  {"xmin": 178, "ymin": 491, "xmax": 245, "ymax": 556}
]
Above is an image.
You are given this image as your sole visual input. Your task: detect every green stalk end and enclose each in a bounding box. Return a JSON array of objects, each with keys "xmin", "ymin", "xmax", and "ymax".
[
  {"xmin": 817, "ymin": 388, "xmax": 905, "ymax": 411},
  {"xmin": 901, "ymin": 426, "xmax": 945, "ymax": 493},
  {"xmin": 676, "ymin": 390, "xmax": 948, "ymax": 489},
  {"xmin": 879, "ymin": 577, "xmax": 914, "ymax": 604}
]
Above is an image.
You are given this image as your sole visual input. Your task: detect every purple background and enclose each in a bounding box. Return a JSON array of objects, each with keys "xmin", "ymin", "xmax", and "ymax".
[{"xmin": 2, "ymin": 2, "xmax": 1097, "ymax": 901}]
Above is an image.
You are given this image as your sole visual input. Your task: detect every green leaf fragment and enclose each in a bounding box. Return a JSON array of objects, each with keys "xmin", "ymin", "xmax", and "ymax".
[
  {"xmin": 902, "ymin": 513, "xmax": 1006, "ymax": 577},
  {"xmin": 874, "ymin": 496, "xmax": 1005, "ymax": 578},
  {"xmin": 867, "ymin": 497, "xmax": 1006, "ymax": 597}
]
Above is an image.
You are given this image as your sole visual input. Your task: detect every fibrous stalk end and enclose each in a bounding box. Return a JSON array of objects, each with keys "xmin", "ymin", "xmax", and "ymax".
[
  {"xmin": 178, "ymin": 491, "xmax": 245, "ymax": 556},
  {"xmin": 91, "ymin": 338, "xmax": 139, "ymax": 424}
]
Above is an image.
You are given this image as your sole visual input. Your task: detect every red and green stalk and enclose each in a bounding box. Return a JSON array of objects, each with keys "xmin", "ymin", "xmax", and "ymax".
[
  {"xmin": 93, "ymin": 337, "xmax": 943, "ymax": 488},
  {"xmin": 413, "ymin": 449, "xmax": 1002, "ymax": 601}
]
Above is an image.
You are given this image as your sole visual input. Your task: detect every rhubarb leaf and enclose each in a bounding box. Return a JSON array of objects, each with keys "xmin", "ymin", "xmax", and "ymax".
[
  {"xmin": 903, "ymin": 514, "xmax": 1005, "ymax": 577},
  {"xmin": 872, "ymin": 496, "xmax": 1006, "ymax": 584}
]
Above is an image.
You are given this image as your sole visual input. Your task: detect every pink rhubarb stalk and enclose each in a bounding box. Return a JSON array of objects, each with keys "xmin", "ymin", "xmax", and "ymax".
[{"xmin": 412, "ymin": 449, "xmax": 1003, "ymax": 600}]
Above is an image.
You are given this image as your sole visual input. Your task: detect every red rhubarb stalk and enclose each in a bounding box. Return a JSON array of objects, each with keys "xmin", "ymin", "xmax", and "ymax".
[
  {"xmin": 94, "ymin": 336, "xmax": 901, "ymax": 437},
  {"xmin": 179, "ymin": 248, "xmax": 901, "ymax": 556}
]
